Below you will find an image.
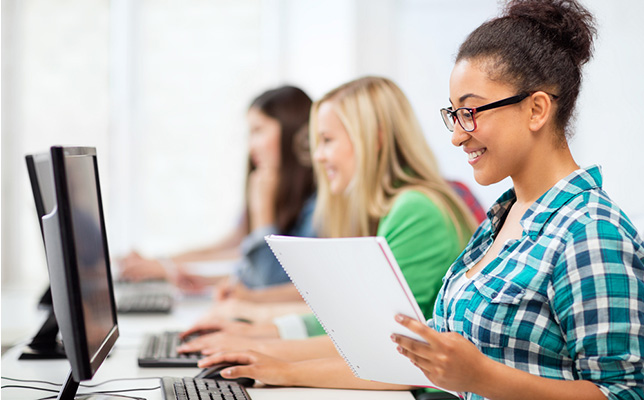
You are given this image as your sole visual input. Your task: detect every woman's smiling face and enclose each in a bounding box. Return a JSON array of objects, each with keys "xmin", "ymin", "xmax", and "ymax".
[
  {"xmin": 448, "ymin": 59, "xmax": 534, "ymax": 186},
  {"xmin": 313, "ymin": 101, "xmax": 356, "ymax": 195}
]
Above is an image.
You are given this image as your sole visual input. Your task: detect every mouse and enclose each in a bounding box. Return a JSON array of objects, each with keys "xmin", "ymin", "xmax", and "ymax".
[{"xmin": 195, "ymin": 363, "xmax": 255, "ymax": 387}]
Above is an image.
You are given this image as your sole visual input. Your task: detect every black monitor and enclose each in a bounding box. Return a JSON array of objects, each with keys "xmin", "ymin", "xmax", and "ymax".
[
  {"xmin": 26, "ymin": 152, "xmax": 57, "ymax": 234},
  {"xmin": 21, "ymin": 153, "xmax": 67, "ymax": 359},
  {"xmin": 42, "ymin": 146, "xmax": 120, "ymax": 399}
]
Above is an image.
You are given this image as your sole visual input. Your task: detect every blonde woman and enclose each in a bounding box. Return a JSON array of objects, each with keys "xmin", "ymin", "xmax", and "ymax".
[{"xmin": 183, "ymin": 77, "xmax": 475, "ymax": 394}]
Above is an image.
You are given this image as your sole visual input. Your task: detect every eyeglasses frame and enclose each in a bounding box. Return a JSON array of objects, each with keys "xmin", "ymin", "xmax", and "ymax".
[{"xmin": 440, "ymin": 91, "xmax": 558, "ymax": 133}]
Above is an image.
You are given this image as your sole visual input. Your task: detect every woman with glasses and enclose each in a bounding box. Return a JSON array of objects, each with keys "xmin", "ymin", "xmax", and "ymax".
[
  {"xmin": 187, "ymin": 76, "xmax": 476, "ymax": 396},
  {"xmin": 392, "ymin": 0, "xmax": 644, "ymax": 399}
]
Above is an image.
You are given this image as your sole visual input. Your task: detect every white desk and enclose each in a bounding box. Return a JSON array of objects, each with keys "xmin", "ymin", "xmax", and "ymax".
[{"xmin": 1, "ymin": 291, "xmax": 414, "ymax": 400}]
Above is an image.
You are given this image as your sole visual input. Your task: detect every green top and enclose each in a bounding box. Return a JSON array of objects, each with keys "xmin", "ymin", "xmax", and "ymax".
[{"xmin": 301, "ymin": 189, "xmax": 466, "ymax": 336}]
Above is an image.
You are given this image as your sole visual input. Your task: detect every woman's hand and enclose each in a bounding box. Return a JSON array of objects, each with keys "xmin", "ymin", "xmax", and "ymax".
[
  {"xmin": 213, "ymin": 278, "xmax": 255, "ymax": 302},
  {"xmin": 173, "ymin": 264, "xmax": 208, "ymax": 294},
  {"xmin": 179, "ymin": 319, "xmax": 278, "ymax": 341},
  {"xmin": 118, "ymin": 251, "xmax": 168, "ymax": 281},
  {"xmin": 247, "ymin": 167, "xmax": 279, "ymax": 231},
  {"xmin": 178, "ymin": 332, "xmax": 268, "ymax": 355},
  {"xmin": 393, "ymin": 314, "xmax": 607, "ymax": 400},
  {"xmin": 195, "ymin": 299, "xmax": 278, "ymax": 324},
  {"xmin": 198, "ymin": 350, "xmax": 415, "ymax": 390},
  {"xmin": 391, "ymin": 314, "xmax": 489, "ymax": 393},
  {"xmin": 197, "ymin": 350, "xmax": 299, "ymax": 387}
]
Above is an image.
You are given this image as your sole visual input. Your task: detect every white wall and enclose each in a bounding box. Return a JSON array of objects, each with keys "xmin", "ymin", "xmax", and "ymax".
[
  {"xmin": 2, "ymin": 0, "xmax": 644, "ymax": 297},
  {"xmin": 571, "ymin": 1, "xmax": 644, "ymax": 228},
  {"xmin": 2, "ymin": 0, "xmax": 110, "ymax": 290}
]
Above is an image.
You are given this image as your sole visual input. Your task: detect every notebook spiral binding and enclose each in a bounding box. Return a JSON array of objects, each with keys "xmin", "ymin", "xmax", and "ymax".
[{"xmin": 265, "ymin": 239, "xmax": 360, "ymax": 377}]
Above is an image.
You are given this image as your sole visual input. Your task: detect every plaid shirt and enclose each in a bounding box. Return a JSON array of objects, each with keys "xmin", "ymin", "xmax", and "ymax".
[{"xmin": 431, "ymin": 165, "xmax": 644, "ymax": 400}]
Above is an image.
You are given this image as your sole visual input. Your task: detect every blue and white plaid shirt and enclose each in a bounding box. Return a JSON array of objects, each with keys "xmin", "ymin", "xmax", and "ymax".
[{"xmin": 431, "ymin": 165, "xmax": 644, "ymax": 400}]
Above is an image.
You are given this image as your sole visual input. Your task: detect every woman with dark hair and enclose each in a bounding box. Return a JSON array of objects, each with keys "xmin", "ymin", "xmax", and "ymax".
[
  {"xmin": 120, "ymin": 86, "xmax": 316, "ymax": 292},
  {"xmin": 391, "ymin": 1, "xmax": 644, "ymax": 399}
]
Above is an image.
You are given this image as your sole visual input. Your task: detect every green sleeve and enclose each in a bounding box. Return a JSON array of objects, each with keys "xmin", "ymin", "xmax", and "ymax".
[
  {"xmin": 301, "ymin": 313, "xmax": 327, "ymax": 337},
  {"xmin": 299, "ymin": 189, "xmax": 464, "ymax": 337},
  {"xmin": 376, "ymin": 190, "xmax": 463, "ymax": 319}
]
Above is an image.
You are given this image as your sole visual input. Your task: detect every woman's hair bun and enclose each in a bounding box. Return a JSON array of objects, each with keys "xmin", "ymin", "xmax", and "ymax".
[{"xmin": 505, "ymin": 0, "xmax": 596, "ymax": 67}]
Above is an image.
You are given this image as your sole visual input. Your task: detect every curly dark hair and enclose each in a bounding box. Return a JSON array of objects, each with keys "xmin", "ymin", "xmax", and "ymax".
[{"xmin": 456, "ymin": 0, "xmax": 597, "ymax": 141}]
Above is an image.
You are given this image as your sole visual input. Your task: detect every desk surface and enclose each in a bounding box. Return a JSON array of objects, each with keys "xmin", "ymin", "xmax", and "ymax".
[{"xmin": 1, "ymin": 290, "xmax": 414, "ymax": 400}]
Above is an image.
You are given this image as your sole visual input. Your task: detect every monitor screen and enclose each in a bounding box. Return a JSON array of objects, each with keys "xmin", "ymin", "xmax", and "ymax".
[
  {"xmin": 64, "ymin": 154, "xmax": 115, "ymax": 360},
  {"xmin": 42, "ymin": 146, "xmax": 119, "ymax": 397}
]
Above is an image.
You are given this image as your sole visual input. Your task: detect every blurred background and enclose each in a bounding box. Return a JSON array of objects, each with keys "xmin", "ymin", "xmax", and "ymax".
[{"xmin": 2, "ymin": 0, "xmax": 643, "ymax": 343}]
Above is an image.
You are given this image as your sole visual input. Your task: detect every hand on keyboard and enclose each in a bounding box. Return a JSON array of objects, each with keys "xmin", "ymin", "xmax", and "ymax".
[
  {"xmin": 180, "ymin": 319, "xmax": 278, "ymax": 340},
  {"xmin": 197, "ymin": 349, "xmax": 298, "ymax": 387},
  {"xmin": 176, "ymin": 332, "xmax": 263, "ymax": 355}
]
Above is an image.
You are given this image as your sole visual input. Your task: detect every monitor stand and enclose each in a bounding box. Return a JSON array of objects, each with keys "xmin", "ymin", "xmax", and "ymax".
[
  {"xmin": 37, "ymin": 286, "xmax": 53, "ymax": 309},
  {"xmin": 57, "ymin": 369, "xmax": 132, "ymax": 400},
  {"xmin": 19, "ymin": 310, "xmax": 66, "ymax": 360}
]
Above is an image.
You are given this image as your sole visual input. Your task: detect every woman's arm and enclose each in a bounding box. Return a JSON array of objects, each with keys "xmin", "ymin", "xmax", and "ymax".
[
  {"xmin": 181, "ymin": 332, "xmax": 338, "ymax": 361},
  {"xmin": 172, "ymin": 222, "xmax": 246, "ymax": 263},
  {"xmin": 223, "ymin": 282, "xmax": 303, "ymax": 303},
  {"xmin": 392, "ymin": 315, "xmax": 605, "ymax": 400},
  {"xmin": 119, "ymin": 221, "xmax": 246, "ymax": 281},
  {"xmin": 188, "ymin": 299, "xmax": 312, "ymax": 326},
  {"xmin": 198, "ymin": 350, "xmax": 414, "ymax": 390}
]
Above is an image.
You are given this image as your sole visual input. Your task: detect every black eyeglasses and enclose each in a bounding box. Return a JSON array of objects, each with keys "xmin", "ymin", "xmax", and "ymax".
[{"xmin": 440, "ymin": 92, "xmax": 530, "ymax": 133}]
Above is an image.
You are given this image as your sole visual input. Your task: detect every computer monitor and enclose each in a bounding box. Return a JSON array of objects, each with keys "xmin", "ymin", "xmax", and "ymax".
[
  {"xmin": 42, "ymin": 146, "xmax": 120, "ymax": 399},
  {"xmin": 26, "ymin": 152, "xmax": 57, "ymax": 234},
  {"xmin": 20, "ymin": 153, "xmax": 66, "ymax": 360}
]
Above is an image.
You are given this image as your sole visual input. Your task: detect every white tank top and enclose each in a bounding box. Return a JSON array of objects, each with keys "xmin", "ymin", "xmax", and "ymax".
[{"xmin": 444, "ymin": 269, "xmax": 480, "ymax": 302}]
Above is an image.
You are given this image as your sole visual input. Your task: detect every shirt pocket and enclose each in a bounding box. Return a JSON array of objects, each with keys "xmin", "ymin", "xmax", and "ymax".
[{"xmin": 462, "ymin": 275, "xmax": 547, "ymax": 348}]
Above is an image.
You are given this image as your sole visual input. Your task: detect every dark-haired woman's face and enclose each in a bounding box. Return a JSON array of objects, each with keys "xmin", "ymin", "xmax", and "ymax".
[
  {"xmin": 247, "ymin": 107, "xmax": 281, "ymax": 169},
  {"xmin": 449, "ymin": 59, "xmax": 534, "ymax": 186}
]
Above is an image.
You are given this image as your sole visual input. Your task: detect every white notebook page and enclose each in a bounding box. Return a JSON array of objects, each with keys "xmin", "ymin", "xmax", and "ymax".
[{"xmin": 265, "ymin": 235, "xmax": 449, "ymax": 390}]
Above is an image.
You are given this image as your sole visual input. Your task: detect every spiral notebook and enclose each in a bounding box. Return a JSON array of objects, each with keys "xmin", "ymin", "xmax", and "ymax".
[{"xmin": 265, "ymin": 234, "xmax": 447, "ymax": 389}]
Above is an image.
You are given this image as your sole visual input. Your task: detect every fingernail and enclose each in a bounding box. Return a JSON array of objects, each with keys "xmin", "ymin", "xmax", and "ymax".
[
  {"xmin": 221, "ymin": 368, "xmax": 232, "ymax": 377},
  {"xmin": 390, "ymin": 334, "xmax": 396, "ymax": 342},
  {"xmin": 397, "ymin": 346, "xmax": 403, "ymax": 353},
  {"xmin": 395, "ymin": 314, "xmax": 404, "ymax": 322}
]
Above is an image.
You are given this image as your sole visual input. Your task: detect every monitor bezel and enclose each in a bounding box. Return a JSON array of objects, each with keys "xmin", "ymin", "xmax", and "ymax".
[
  {"xmin": 25, "ymin": 153, "xmax": 49, "ymax": 238},
  {"xmin": 45, "ymin": 145, "xmax": 119, "ymax": 381},
  {"xmin": 25, "ymin": 152, "xmax": 56, "ymax": 311}
]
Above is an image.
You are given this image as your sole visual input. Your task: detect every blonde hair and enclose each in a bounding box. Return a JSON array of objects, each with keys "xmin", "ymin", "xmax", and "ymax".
[{"xmin": 310, "ymin": 76, "xmax": 477, "ymax": 244}]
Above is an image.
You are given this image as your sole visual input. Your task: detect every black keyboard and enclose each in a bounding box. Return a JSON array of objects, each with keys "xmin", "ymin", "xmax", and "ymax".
[
  {"xmin": 138, "ymin": 331, "xmax": 201, "ymax": 367},
  {"xmin": 117, "ymin": 292, "xmax": 174, "ymax": 313},
  {"xmin": 161, "ymin": 377, "xmax": 251, "ymax": 400},
  {"xmin": 115, "ymin": 281, "xmax": 175, "ymax": 314}
]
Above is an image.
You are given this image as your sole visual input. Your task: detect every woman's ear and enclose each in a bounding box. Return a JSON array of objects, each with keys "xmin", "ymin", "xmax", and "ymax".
[{"xmin": 528, "ymin": 91, "xmax": 554, "ymax": 132}]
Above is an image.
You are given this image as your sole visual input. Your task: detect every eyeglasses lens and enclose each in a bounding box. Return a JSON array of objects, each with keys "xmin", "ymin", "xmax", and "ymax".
[
  {"xmin": 440, "ymin": 109, "xmax": 455, "ymax": 132},
  {"xmin": 457, "ymin": 109, "xmax": 475, "ymax": 132}
]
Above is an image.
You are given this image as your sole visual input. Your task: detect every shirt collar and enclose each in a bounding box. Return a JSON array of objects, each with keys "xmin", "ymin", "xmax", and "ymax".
[{"xmin": 487, "ymin": 165, "xmax": 603, "ymax": 240}]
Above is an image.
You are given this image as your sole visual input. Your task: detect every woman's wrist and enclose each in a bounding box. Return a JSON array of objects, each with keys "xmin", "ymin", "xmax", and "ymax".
[
  {"xmin": 157, "ymin": 257, "xmax": 176, "ymax": 280},
  {"xmin": 283, "ymin": 359, "xmax": 309, "ymax": 387},
  {"xmin": 466, "ymin": 354, "xmax": 522, "ymax": 399},
  {"xmin": 249, "ymin": 209, "xmax": 275, "ymax": 231},
  {"xmin": 256, "ymin": 322, "xmax": 280, "ymax": 338}
]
